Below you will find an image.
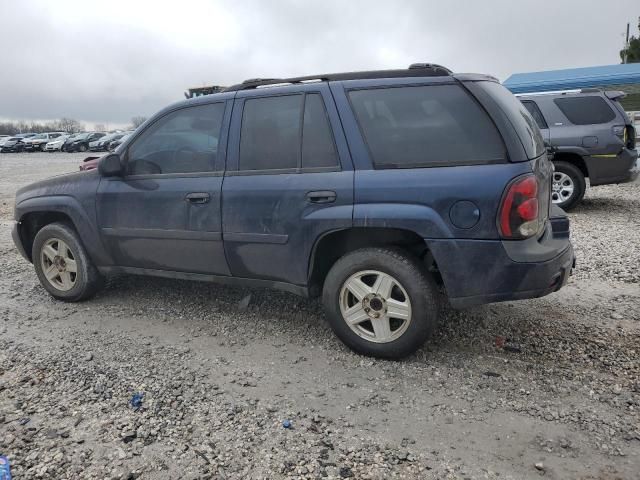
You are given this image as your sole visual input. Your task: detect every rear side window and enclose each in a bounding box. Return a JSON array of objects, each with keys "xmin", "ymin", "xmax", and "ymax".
[
  {"xmin": 302, "ymin": 94, "xmax": 338, "ymax": 168},
  {"xmin": 240, "ymin": 95, "xmax": 302, "ymax": 170},
  {"xmin": 554, "ymin": 96, "xmax": 616, "ymax": 125},
  {"xmin": 348, "ymin": 85, "xmax": 505, "ymax": 168},
  {"xmin": 240, "ymin": 93, "xmax": 339, "ymax": 171},
  {"xmin": 521, "ymin": 100, "xmax": 548, "ymax": 129}
]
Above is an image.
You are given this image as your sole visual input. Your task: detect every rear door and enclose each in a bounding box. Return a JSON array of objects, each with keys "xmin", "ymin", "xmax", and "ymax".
[
  {"xmin": 221, "ymin": 84, "xmax": 353, "ymax": 286},
  {"xmin": 330, "ymin": 77, "xmax": 529, "ymax": 241},
  {"xmin": 96, "ymin": 100, "xmax": 232, "ymax": 275}
]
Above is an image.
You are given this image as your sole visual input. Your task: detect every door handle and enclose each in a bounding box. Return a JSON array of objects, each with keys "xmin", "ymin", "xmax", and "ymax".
[
  {"xmin": 306, "ymin": 190, "xmax": 336, "ymax": 204},
  {"xmin": 185, "ymin": 192, "xmax": 211, "ymax": 204}
]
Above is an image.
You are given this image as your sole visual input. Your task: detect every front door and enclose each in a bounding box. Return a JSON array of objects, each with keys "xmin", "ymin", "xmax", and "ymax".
[
  {"xmin": 221, "ymin": 85, "xmax": 354, "ymax": 286},
  {"xmin": 96, "ymin": 100, "xmax": 232, "ymax": 275}
]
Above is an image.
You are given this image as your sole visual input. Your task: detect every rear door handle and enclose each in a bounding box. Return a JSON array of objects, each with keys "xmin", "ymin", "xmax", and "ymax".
[
  {"xmin": 306, "ymin": 190, "xmax": 336, "ymax": 204},
  {"xmin": 185, "ymin": 192, "xmax": 211, "ymax": 204}
]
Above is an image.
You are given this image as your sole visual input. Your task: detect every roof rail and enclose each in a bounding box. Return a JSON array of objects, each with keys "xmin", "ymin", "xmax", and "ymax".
[
  {"xmin": 515, "ymin": 88, "xmax": 604, "ymax": 97},
  {"xmin": 223, "ymin": 64, "xmax": 452, "ymax": 92}
]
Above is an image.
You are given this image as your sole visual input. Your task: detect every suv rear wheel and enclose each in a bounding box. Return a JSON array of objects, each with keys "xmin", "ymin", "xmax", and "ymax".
[
  {"xmin": 322, "ymin": 247, "xmax": 439, "ymax": 359},
  {"xmin": 33, "ymin": 222, "xmax": 103, "ymax": 302},
  {"xmin": 552, "ymin": 161, "xmax": 586, "ymax": 210}
]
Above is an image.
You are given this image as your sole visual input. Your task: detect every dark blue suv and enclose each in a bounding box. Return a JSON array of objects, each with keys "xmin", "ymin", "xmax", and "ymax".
[{"xmin": 12, "ymin": 64, "xmax": 575, "ymax": 358}]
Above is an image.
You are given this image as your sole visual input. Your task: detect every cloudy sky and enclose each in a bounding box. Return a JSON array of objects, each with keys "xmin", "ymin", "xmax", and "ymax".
[{"xmin": 1, "ymin": 0, "xmax": 637, "ymax": 127}]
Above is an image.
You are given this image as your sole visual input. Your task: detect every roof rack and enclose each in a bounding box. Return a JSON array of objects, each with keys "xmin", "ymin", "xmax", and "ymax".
[
  {"xmin": 515, "ymin": 88, "xmax": 607, "ymax": 97},
  {"xmin": 223, "ymin": 64, "xmax": 452, "ymax": 92}
]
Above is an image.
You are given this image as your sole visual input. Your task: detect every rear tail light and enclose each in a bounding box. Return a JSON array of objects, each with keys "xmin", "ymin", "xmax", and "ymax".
[
  {"xmin": 498, "ymin": 174, "xmax": 541, "ymax": 239},
  {"xmin": 625, "ymin": 125, "xmax": 636, "ymax": 149},
  {"xmin": 614, "ymin": 124, "xmax": 637, "ymax": 149}
]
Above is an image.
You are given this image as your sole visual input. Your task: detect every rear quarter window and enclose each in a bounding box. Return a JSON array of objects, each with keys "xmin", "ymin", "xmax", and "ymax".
[
  {"xmin": 553, "ymin": 96, "xmax": 616, "ymax": 125},
  {"xmin": 479, "ymin": 81, "xmax": 545, "ymax": 159},
  {"xmin": 348, "ymin": 84, "xmax": 506, "ymax": 169}
]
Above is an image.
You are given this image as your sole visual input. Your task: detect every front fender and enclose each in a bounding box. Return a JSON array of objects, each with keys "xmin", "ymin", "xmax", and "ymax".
[{"xmin": 15, "ymin": 195, "xmax": 113, "ymax": 266}]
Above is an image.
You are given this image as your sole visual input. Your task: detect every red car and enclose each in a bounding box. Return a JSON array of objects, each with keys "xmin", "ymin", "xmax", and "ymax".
[{"xmin": 79, "ymin": 156, "xmax": 101, "ymax": 171}]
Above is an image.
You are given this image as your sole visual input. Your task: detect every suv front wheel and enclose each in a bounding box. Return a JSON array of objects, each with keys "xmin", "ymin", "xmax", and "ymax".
[
  {"xmin": 32, "ymin": 222, "xmax": 104, "ymax": 302},
  {"xmin": 322, "ymin": 247, "xmax": 439, "ymax": 359},
  {"xmin": 552, "ymin": 161, "xmax": 586, "ymax": 210}
]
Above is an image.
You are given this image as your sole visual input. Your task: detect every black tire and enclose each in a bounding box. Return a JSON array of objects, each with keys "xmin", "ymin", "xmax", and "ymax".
[
  {"xmin": 552, "ymin": 161, "xmax": 586, "ymax": 211},
  {"xmin": 322, "ymin": 247, "xmax": 439, "ymax": 359},
  {"xmin": 79, "ymin": 144, "xmax": 88, "ymax": 152},
  {"xmin": 32, "ymin": 222, "xmax": 103, "ymax": 302}
]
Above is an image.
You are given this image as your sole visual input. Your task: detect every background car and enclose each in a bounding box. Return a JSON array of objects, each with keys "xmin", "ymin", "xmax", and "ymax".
[
  {"xmin": 79, "ymin": 155, "xmax": 102, "ymax": 171},
  {"xmin": 0, "ymin": 135, "xmax": 13, "ymax": 147},
  {"xmin": 0, "ymin": 137, "xmax": 27, "ymax": 153},
  {"xmin": 89, "ymin": 132, "xmax": 125, "ymax": 152},
  {"xmin": 61, "ymin": 132, "xmax": 86, "ymax": 152},
  {"xmin": 108, "ymin": 132, "xmax": 132, "ymax": 151},
  {"xmin": 518, "ymin": 89, "xmax": 637, "ymax": 209},
  {"xmin": 44, "ymin": 134, "xmax": 70, "ymax": 152},
  {"xmin": 65, "ymin": 132, "xmax": 105, "ymax": 152},
  {"xmin": 23, "ymin": 132, "xmax": 66, "ymax": 152}
]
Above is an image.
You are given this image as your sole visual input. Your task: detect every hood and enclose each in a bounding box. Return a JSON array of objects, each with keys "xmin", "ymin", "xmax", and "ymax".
[{"xmin": 15, "ymin": 170, "xmax": 99, "ymax": 207}]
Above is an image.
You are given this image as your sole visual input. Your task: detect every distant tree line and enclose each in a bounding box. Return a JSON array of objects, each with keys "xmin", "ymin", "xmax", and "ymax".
[
  {"xmin": 0, "ymin": 118, "xmax": 84, "ymax": 136},
  {"xmin": 0, "ymin": 116, "xmax": 148, "ymax": 136}
]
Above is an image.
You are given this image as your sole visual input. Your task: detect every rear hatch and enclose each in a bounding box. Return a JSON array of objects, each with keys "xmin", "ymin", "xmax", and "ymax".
[{"xmin": 605, "ymin": 91, "xmax": 636, "ymax": 150}]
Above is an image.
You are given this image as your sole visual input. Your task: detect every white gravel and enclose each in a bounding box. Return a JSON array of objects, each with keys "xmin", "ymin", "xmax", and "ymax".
[{"xmin": 0, "ymin": 152, "xmax": 639, "ymax": 479}]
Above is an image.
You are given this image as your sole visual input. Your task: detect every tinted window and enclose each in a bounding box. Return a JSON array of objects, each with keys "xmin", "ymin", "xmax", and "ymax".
[
  {"xmin": 128, "ymin": 103, "xmax": 225, "ymax": 175},
  {"xmin": 478, "ymin": 81, "xmax": 545, "ymax": 159},
  {"xmin": 240, "ymin": 95, "xmax": 302, "ymax": 170},
  {"xmin": 302, "ymin": 94, "xmax": 338, "ymax": 168},
  {"xmin": 349, "ymin": 85, "xmax": 505, "ymax": 168},
  {"xmin": 521, "ymin": 100, "xmax": 548, "ymax": 129},
  {"xmin": 554, "ymin": 96, "xmax": 616, "ymax": 125}
]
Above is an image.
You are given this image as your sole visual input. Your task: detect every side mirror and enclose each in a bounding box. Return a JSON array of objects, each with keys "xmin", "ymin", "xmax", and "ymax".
[{"xmin": 98, "ymin": 153, "xmax": 123, "ymax": 177}]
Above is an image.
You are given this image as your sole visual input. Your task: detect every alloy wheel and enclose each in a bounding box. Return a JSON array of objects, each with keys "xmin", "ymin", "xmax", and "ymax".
[
  {"xmin": 339, "ymin": 270, "xmax": 412, "ymax": 343},
  {"xmin": 40, "ymin": 238, "xmax": 77, "ymax": 291},
  {"xmin": 551, "ymin": 172, "xmax": 575, "ymax": 204}
]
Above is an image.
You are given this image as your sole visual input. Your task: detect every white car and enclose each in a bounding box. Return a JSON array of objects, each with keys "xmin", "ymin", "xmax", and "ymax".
[
  {"xmin": 44, "ymin": 134, "xmax": 70, "ymax": 152},
  {"xmin": 0, "ymin": 135, "xmax": 12, "ymax": 147}
]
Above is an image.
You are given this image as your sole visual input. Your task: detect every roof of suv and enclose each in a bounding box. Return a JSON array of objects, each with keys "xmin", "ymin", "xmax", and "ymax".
[
  {"xmin": 223, "ymin": 63, "xmax": 454, "ymax": 91},
  {"xmin": 515, "ymin": 88, "xmax": 625, "ymax": 100}
]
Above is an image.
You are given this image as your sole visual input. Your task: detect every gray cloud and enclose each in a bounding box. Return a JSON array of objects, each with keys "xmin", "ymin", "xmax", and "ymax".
[{"xmin": 0, "ymin": 0, "xmax": 637, "ymax": 126}]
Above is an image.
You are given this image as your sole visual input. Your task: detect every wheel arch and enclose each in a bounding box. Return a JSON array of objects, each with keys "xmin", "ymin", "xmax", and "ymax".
[
  {"xmin": 307, "ymin": 227, "xmax": 442, "ymax": 297},
  {"xmin": 15, "ymin": 196, "xmax": 111, "ymax": 265},
  {"xmin": 553, "ymin": 152, "xmax": 589, "ymax": 178}
]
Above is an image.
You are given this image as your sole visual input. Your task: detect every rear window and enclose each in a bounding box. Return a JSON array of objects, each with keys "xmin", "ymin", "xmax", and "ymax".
[
  {"xmin": 348, "ymin": 84, "xmax": 505, "ymax": 169},
  {"xmin": 554, "ymin": 96, "xmax": 616, "ymax": 125},
  {"xmin": 521, "ymin": 100, "xmax": 548, "ymax": 129}
]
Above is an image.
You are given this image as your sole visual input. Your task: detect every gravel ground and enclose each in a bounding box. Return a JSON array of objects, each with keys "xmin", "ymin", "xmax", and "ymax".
[{"xmin": 0, "ymin": 152, "xmax": 639, "ymax": 479}]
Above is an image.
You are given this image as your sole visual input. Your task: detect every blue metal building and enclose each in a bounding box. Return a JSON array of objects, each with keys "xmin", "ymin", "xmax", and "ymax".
[{"xmin": 503, "ymin": 64, "xmax": 640, "ymax": 110}]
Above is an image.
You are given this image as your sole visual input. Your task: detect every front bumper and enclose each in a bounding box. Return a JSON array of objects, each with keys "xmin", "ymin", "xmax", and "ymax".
[
  {"xmin": 430, "ymin": 210, "xmax": 575, "ymax": 309},
  {"xmin": 12, "ymin": 222, "xmax": 30, "ymax": 262}
]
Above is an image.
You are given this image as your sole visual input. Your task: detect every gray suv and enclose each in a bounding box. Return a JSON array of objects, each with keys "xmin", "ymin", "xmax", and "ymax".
[{"xmin": 517, "ymin": 90, "xmax": 638, "ymax": 209}]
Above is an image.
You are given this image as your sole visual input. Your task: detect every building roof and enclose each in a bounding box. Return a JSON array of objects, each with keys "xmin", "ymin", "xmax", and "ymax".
[
  {"xmin": 503, "ymin": 63, "xmax": 640, "ymax": 93},
  {"xmin": 503, "ymin": 64, "xmax": 640, "ymax": 110}
]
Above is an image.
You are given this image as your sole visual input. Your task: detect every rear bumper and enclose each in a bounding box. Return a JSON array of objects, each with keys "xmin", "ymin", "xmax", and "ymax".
[
  {"xmin": 430, "ymin": 211, "xmax": 575, "ymax": 308},
  {"xmin": 586, "ymin": 148, "xmax": 638, "ymax": 186}
]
